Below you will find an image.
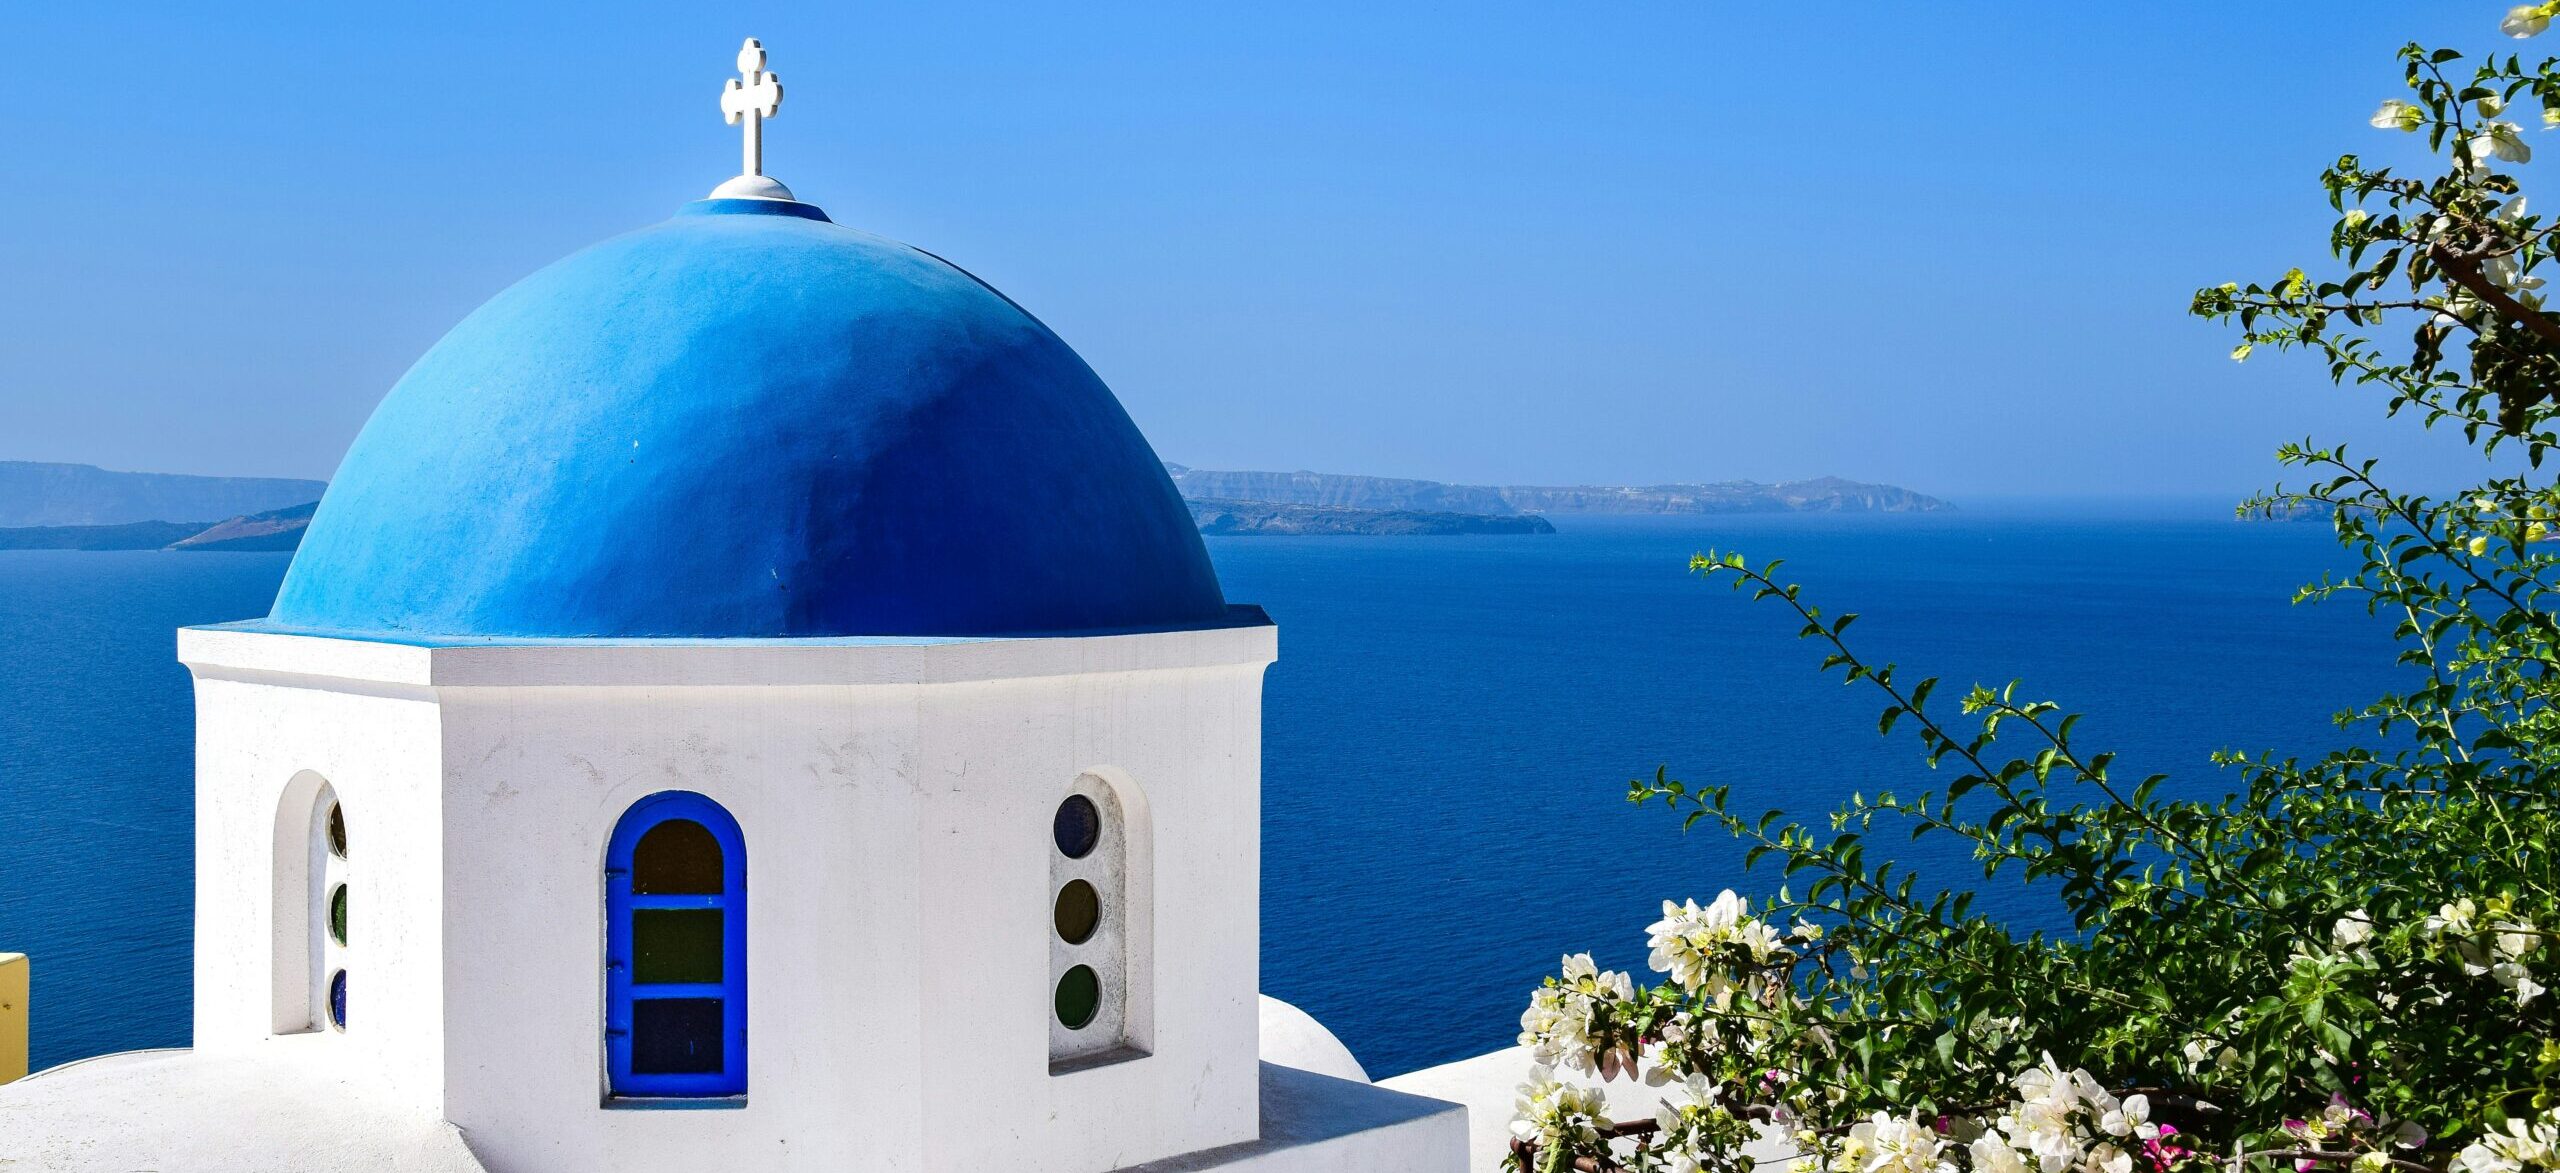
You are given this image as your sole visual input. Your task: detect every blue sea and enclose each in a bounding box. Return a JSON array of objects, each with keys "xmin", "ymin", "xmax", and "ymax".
[{"xmin": 0, "ymin": 508, "xmax": 2401, "ymax": 1077}]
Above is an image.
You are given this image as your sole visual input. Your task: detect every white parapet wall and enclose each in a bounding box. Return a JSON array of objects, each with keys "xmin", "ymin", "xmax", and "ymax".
[
  {"xmin": 1382, "ymin": 1045, "xmax": 1799, "ymax": 1173},
  {"xmin": 170, "ymin": 622, "xmax": 1278, "ymax": 1172}
]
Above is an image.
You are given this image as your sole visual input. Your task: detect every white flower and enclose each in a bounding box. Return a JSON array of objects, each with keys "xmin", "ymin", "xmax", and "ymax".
[
  {"xmin": 2484, "ymin": 93, "xmax": 2511, "ymax": 118},
  {"xmin": 1517, "ymin": 986, "xmax": 1594, "ymax": 1071},
  {"xmin": 2014, "ymin": 1112, "xmax": 2084, "ymax": 1173},
  {"xmin": 2435, "ymin": 291, "xmax": 2487, "ymax": 329},
  {"xmin": 2012, "ymin": 1054, "xmax": 2080, "ymax": 1112},
  {"xmin": 2482, "ymin": 254, "xmax": 2546, "ymax": 293},
  {"xmin": 2493, "ymin": 959, "xmax": 2547, "ymax": 1006},
  {"xmin": 2509, "ymin": 3, "xmax": 2556, "ymax": 38},
  {"xmin": 1705, "ymin": 889, "xmax": 1746, "ymax": 929},
  {"xmin": 1846, "ymin": 1112, "xmax": 1957, "ymax": 1173},
  {"xmin": 1646, "ymin": 890, "xmax": 1762, "ymax": 992},
  {"xmin": 2334, "ymin": 910, "xmax": 2376, "ymax": 948},
  {"xmin": 2072, "ymin": 1069, "xmax": 2115, "ymax": 1115},
  {"xmin": 2100, "ymin": 1094, "xmax": 2153, "ymax": 1140},
  {"xmin": 2457, "ymin": 1108, "xmax": 2560, "ymax": 1173},
  {"xmin": 1739, "ymin": 918, "xmax": 1788, "ymax": 963},
  {"xmin": 2430, "ymin": 898, "xmax": 2481, "ymax": 937},
  {"xmin": 2470, "ymin": 121, "xmax": 2534, "ymax": 169},
  {"xmin": 2372, "ymin": 99, "xmax": 2424, "ymax": 132},
  {"xmin": 1519, "ymin": 953, "xmax": 1639, "ymax": 1076},
  {"xmin": 2493, "ymin": 919, "xmax": 2540, "ymax": 962},
  {"xmin": 2084, "ymin": 1143, "xmax": 2133, "ymax": 1173},
  {"xmin": 1971, "ymin": 1130, "xmax": 2031, "ymax": 1173},
  {"xmin": 2456, "ymin": 1144, "xmax": 2524, "ymax": 1173},
  {"xmin": 1653, "ymin": 1071, "xmax": 1723, "ymax": 1130},
  {"xmin": 1509, "ymin": 1065, "xmax": 1608, "ymax": 1147}
]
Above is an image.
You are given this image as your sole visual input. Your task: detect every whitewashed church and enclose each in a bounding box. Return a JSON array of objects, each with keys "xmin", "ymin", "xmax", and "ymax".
[{"xmin": 0, "ymin": 41, "xmax": 1471, "ymax": 1172}]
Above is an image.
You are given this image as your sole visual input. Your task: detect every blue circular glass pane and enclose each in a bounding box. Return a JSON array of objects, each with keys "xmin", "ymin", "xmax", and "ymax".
[
  {"xmin": 329, "ymin": 970, "xmax": 347, "ymax": 1030},
  {"xmin": 1053, "ymin": 795, "xmax": 1100, "ymax": 859}
]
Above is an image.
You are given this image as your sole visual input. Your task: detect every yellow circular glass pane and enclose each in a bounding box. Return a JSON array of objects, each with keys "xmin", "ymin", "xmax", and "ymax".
[{"xmin": 1053, "ymin": 879, "xmax": 1100, "ymax": 944}]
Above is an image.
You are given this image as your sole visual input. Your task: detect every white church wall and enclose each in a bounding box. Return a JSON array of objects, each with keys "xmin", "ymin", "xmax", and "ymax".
[
  {"xmin": 180, "ymin": 623, "xmax": 1273, "ymax": 1173},
  {"xmin": 183, "ymin": 659, "xmax": 449, "ymax": 1113},
  {"xmin": 430, "ymin": 679, "xmax": 928, "ymax": 1171},
  {"xmin": 910, "ymin": 661, "xmax": 1267, "ymax": 1172}
]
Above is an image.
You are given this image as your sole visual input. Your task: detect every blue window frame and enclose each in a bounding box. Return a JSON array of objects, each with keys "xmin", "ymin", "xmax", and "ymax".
[{"xmin": 605, "ymin": 791, "xmax": 747, "ymax": 1099}]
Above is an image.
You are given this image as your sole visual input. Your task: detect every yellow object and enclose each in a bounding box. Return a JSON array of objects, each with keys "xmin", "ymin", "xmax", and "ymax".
[{"xmin": 0, "ymin": 953, "xmax": 25, "ymax": 1084}]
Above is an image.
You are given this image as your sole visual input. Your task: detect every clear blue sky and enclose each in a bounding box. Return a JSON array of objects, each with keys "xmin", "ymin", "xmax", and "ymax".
[{"xmin": 0, "ymin": 3, "xmax": 2523, "ymax": 500}]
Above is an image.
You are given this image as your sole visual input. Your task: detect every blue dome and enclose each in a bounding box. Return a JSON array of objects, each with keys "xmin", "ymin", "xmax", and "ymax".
[{"xmin": 269, "ymin": 198, "xmax": 1228, "ymax": 639}]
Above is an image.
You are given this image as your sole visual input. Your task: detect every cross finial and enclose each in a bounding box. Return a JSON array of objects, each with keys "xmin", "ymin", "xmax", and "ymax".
[{"xmin": 712, "ymin": 38, "xmax": 793, "ymax": 200}]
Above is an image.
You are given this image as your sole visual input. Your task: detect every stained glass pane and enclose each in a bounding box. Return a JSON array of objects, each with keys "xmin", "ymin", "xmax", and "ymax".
[
  {"xmin": 1053, "ymin": 795, "xmax": 1100, "ymax": 859},
  {"xmin": 1054, "ymin": 879, "xmax": 1099, "ymax": 944},
  {"xmin": 633, "ymin": 909, "xmax": 724, "ymax": 984},
  {"xmin": 329, "ymin": 969, "xmax": 347, "ymax": 1030},
  {"xmin": 1055, "ymin": 964, "xmax": 1100, "ymax": 1029},
  {"xmin": 329, "ymin": 884, "xmax": 348, "ymax": 946},
  {"xmin": 633, "ymin": 819, "xmax": 723, "ymax": 894},
  {"xmin": 327, "ymin": 803, "xmax": 347, "ymax": 858},
  {"xmin": 632, "ymin": 997, "xmax": 724, "ymax": 1074}
]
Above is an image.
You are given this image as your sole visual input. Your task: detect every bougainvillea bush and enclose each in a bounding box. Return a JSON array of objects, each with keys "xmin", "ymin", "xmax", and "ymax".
[{"xmin": 1510, "ymin": 7, "xmax": 2560, "ymax": 1172}]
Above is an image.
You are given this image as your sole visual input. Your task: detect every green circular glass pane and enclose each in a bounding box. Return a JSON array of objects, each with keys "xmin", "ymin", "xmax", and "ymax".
[
  {"xmin": 1053, "ymin": 879, "xmax": 1100, "ymax": 944},
  {"xmin": 327, "ymin": 804, "xmax": 347, "ymax": 859},
  {"xmin": 1054, "ymin": 965, "xmax": 1101, "ymax": 1029},
  {"xmin": 329, "ymin": 884, "xmax": 348, "ymax": 946}
]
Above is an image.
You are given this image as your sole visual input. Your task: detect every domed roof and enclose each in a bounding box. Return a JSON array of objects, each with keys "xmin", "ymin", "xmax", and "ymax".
[{"xmin": 268, "ymin": 198, "xmax": 1228, "ymax": 640}]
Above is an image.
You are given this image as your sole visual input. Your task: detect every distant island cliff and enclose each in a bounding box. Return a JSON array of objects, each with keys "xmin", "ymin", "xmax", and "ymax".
[
  {"xmin": 0, "ymin": 459, "xmax": 1950, "ymax": 550},
  {"xmin": 168, "ymin": 502, "xmax": 319, "ymax": 551},
  {"xmin": 0, "ymin": 461, "xmax": 324, "ymax": 528},
  {"xmin": 1188, "ymin": 498, "xmax": 1558, "ymax": 536},
  {"xmin": 0, "ymin": 503, "xmax": 318, "ymax": 553},
  {"xmin": 1161, "ymin": 464, "xmax": 1949, "ymax": 515}
]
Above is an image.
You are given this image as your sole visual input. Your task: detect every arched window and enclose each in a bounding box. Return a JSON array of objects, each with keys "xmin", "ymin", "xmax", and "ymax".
[
  {"xmin": 1050, "ymin": 773, "xmax": 1145, "ymax": 1067},
  {"xmin": 605, "ymin": 792, "xmax": 747, "ymax": 1099},
  {"xmin": 272, "ymin": 773, "xmax": 347, "ymax": 1034}
]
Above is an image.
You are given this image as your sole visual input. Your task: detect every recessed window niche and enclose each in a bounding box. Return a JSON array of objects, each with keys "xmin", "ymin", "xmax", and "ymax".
[
  {"xmin": 1049, "ymin": 771, "xmax": 1150, "ymax": 1070},
  {"xmin": 272, "ymin": 772, "xmax": 349, "ymax": 1036}
]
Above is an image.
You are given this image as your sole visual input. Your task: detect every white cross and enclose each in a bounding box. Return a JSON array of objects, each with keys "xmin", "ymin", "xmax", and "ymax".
[{"xmin": 720, "ymin": 38, "xmax": 783, "ymax": 179}]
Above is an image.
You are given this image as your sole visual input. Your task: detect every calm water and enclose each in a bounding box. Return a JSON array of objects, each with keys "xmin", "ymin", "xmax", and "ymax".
[{"xmin": 0, "ymin": 510, "xmax": 2400, "ymax": 1076}]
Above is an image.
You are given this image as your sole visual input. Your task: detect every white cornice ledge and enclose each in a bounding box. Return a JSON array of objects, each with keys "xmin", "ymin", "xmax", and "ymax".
[{"xmin": 176, "ymin": 623, "xmax": 1278, "ymax": 691}]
